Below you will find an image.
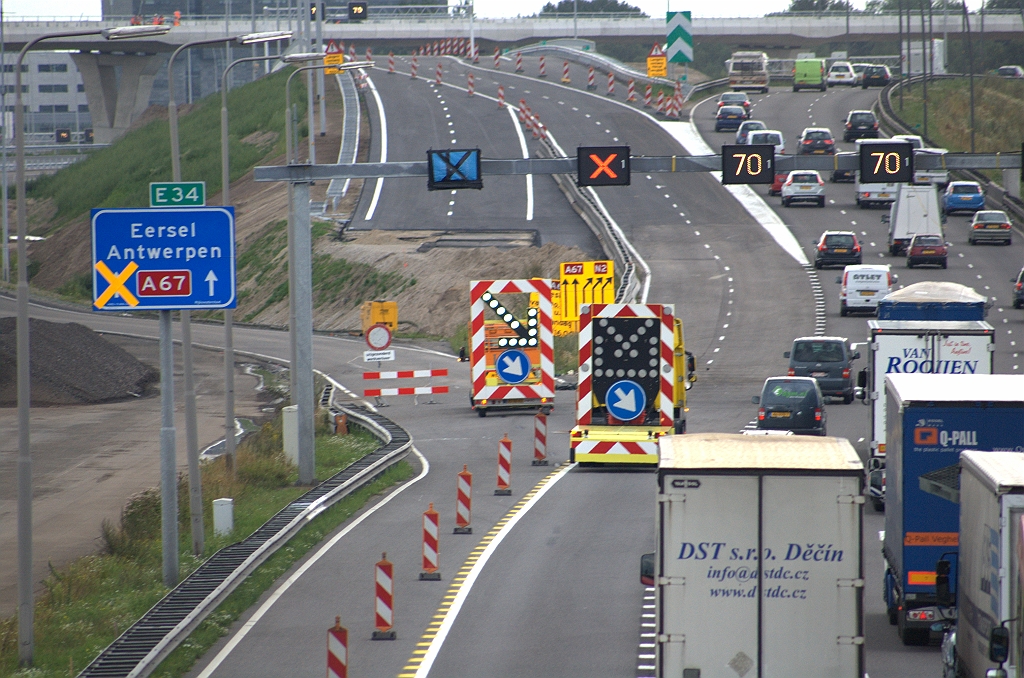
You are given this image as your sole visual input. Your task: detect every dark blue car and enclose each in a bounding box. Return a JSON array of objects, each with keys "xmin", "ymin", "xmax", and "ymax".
[{"xmin": 715, "ymin": 105, "xmax": 747, "ymax": 132}]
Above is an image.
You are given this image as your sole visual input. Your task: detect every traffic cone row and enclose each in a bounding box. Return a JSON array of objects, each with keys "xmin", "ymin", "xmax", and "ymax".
[{"xmin": 416, "ymin": 38, "xmax": 470, "ymax": 57}]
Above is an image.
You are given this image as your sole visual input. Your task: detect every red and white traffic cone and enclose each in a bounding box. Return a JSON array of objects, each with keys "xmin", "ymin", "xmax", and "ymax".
[
  {"xmin": 349, "ymin": 45, "xmax": 356, "ymax": 61},
  {"xmin": 497, "ymin": 84, "xmax": 505, "ymax": 108},
  {"xmin": 473, "ymin": 44, "xmax": 479, "ymax": 63},
  {"xmin": 532, "ymin": 412, "xmax": 549, "ymax": 466},
  {"xmin": 644, "ymin": 83, "xmax": 652, "ymax": 107},
  {"xmin": 388, "ymin": 51, "xmax": 395, "ymax": 74},
  {"xmin": 455, "ymin": 465, "xmax": 472, "ymax": 534},
  {"xmin": 515, "ymin": 51, "xmax": 523, "ymax": 72},
  {"xmin": 539, "ymin": 55, "xmax": 547, "ymax": 77},
  {"xmin": 537, "ymin": 118, "xmax": 548, "ymax": 140},
  {"xmin": 606, "ymin": 71, "xmax": 615, "ymax": 96},
  {"xmin": 468, "ymin": 71, "xmax": 475, "ymax": 96},
  {"xmin": 586, "ymin": 66, "xmax": 596, "ymax": 90},
  {"xmin": 517, "ymin": 99, "xmax": 528, "ymax": 124},
  {"xmin": 530, "ymin": 112, "xmax": 540, "ymax": 139},
  {"xmin": 436, "ymin": 62, "xmax": 443, "ymax": 86},
  {"xmin": 656, "ymin": 90, "xmax": 665, "ymax": 113},
  {"xmin": 420, "ymin": 503, "xmax": 441, "ymax": 580},
  {"xmin": 561, "ymin": 61, "xmax": 571, "ymax": 83},
  {"xmin": 433, "ymin": 41, "xmax": 439, "ymax": 56},
  {"xmin": 411, "ymin": 56, "xmax": 418, "ymax": 79},
  {"xmin": 493, "ymin": 47, "xmax": 500, "ymax": 69},
  {"xmin": 669, "ymin": 81, "xmax": 682, "ymax": 119},
  {"xmin": 444, "ymin": 38, "xmax": 451, "ymax": 55},
  {"xmin": 365, "ymin": 47, "xmax": 372, "ymax": 63},
  {"xmin": 495, "ymin": 434, "xmax": 512, "ymax": 495},
  {"xmin": 327, "ymin": 617, "xmax": 348, "ymax": 678},
  {"xmin": 372, "ymin": 553, "xmax": 396, "ymax": 640},
  {"xmin": 627, "ymin": 78, "xmax": 636, "ymax": 102}
]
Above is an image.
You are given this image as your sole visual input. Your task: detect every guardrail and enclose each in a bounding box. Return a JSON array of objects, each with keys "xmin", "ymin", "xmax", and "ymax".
[
  {"xmin": 76, "ymin": 387, "xmax": 412, "ymax": 678},
  {"xmin": 877, "ymin": 73, "xmax": 1024, "ymax": 224}
]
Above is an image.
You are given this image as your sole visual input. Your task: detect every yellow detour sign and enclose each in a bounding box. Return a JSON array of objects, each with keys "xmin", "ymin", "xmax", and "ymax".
[
  {"xmin": 559, "ymin": 260, "xmax": 615, "ymax": 322},
  {"xmin": 532, "ymin": 281, "xmax": 577, "ymax": 336},
  {"xmin": 324, "ymin": 40, "xmax": 345, "ymax": 75},
  {"xmin": 647, "ymin": 56, "xmax": 668, "ymax": 78}
]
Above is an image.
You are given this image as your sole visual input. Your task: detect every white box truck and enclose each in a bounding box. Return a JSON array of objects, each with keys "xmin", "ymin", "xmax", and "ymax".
[
  {"xmin": 650, "ymin": 433, "xmax": 864, "ymax": 678},
  {"xmin": 884, "ymin": 184, "xmax": 945, "ymax": 256}
]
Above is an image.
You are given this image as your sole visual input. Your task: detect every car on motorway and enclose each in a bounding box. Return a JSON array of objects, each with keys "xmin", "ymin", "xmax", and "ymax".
[
  {"xmin": 735, "ymin": 119, "xmax": 766, "ymax": 144},
  {"xmin": 842, "ymin": 110, "xmax": 879, "ymax": 141},
  {"xmin": 1012, "ymin": 266, "xmax": 1024, "ymax": 308},
  {"xmin": 784, "ymin": 336, "xmax": 859, "ymax": 403},
  {"xmin": 792, "ymin": 57, "xmax": 827, "ymax": 91},
  {"xmin": 997, "ymin": 65, "xmax": 1024, "ymax": 78},
  {"xmin": 837, "ymin": 264, "xmax": 896, "ymax": 316},
  {"xmin": 717, "ymin": 91, "xmax": 752, "ymax": 115},
  {"xmin": 781, "ymin": 170, "xmax": 825, "ymax": 207},
  {"xmin": 797, "ymin": 127, "xmax": 836, "ymax": 154},
  {"xmin": 769, "ymin": 170, "xmax": 789, "ymax": 196},
  {"xmin": 715, "ymin": 105, "xmax": 748, "ymax": 131},
  {"xmin": 831, "ymin": 151, "xmax": 857, "ymax": 182},
  {"xmin": 861, "ymin": 64, "xmax": 892, "ymax": 88},
  {"xmin": 968, "ymin": 210, "xmax": 1013, "ymax": 245},
  {"xmin": 747, "ymin": 129, "xmax": 784, "ymax": 155},
  {"xmin": 851, "ymin": 62, "xmax": 871, "ymax": 85},
  {"xmin": 905, "ymin": 233, "xmax": 948, "ymax": 268},
  {"xmin": 813, "ymin": 230, "xmax": 862, "ymax": 268},
  {"xmin": 942, "ymin": 181, "xmax": 985, "ymax": 214},
  {"xmin": 752, "ymin": 376, "xmax": 827, "ymax": 434},
  {"xmin": 827, "ymin": 61, "xmax": 857, "ymax": 87}
]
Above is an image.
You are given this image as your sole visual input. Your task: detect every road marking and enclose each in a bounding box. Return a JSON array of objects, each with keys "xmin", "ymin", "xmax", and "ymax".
[
  {"xmin": 507, "ymin": 103, "xmax": 534, "ymax": 221},
  {"xmin": 401, "ymin": 462, "xmax": 576, "ymax": 678},
  {"xmin": 195, "ymin": 446, "xmax": 431, "ymax": 678},
  {"xmin": 363, "ymin": 73, "xmax": 387, "ymax": 221}
]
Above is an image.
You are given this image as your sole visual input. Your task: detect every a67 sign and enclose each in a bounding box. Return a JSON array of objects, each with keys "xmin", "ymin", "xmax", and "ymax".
[{"xmin": 138, "ymin": 270, "xmax": 192, "ymax": 297}]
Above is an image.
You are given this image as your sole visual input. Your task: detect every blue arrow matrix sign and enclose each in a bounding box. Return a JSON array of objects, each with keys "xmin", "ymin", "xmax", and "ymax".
[
  {"xmin": 605, "ymin": 379, "xmax": 647, "ymax": 421},
  {"xmin": 91, "ymin": 207, "xmax": 236, "ymax": 311},
  {"xmin": 495, "ymin": 348, "xmax": 530, "ymax": 384}
]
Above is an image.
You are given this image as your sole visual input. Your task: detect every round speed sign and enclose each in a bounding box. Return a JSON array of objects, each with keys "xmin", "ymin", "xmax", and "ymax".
[{"xmin": 366, "ymin": 323, "xmax": 392, "ymax": 351}]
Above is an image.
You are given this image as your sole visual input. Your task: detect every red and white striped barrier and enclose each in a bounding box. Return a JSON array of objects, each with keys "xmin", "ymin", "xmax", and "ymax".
[
  {"xmin": 656, "ymin": 90, "xmax": 665, "ymax": 112},
  {"xmin": 586, "ymin": 66, "xmax": 596, "ymax": 90},
  {"xmin": 606, "ymin": 71, "xmax": 615, "ymax": 96},
  {"xmin": 538, "ymin": 55, "xmax": 547, "ymax": 77},
  {"xmin": 497, "ymin": 84, "xmax": 505, "ymax": 108},
  {"xmin": 455, "ymin": 464, "xmax": 472, "ymax": 534},
  {"xmin": 532, "ymin": 412, "xmax": 548, "ymax": 466},
  {"xmin": 432, "ymin": 41, "xmax": 439, "ymax": 56},
  {"xmin": 515, "ymin": 51, "xmax": 523, "ymax": 72},
  {"xmin": 472, "ymin": 44, "xmax": 479, "ymax": 63},
  {"xmin": 435, "ymin": 62, "xmax": 443, "ymax": 86},
  {"xmin": 411, "ymin": 55, "xmax": 418, "ymax": 79},
  {"xmin": 363, "ymin": 369, "xmax": 448, "ymax": 380},
  {"xmin": 495, "ymin": 434, "xmax": 512, "ymax": 495},
  {"xmin": 388, "ymin": 52, "xmax": 395, "ymax": 74},
  {"xmin": 372, "ymin": 553, "xmax": 396, "ymax": 640},
  {"xmin": 669, "ymin": 81, "xmax": 682, "ymax": 119},
  {"xmin": 517, "ymin": 99, "xmax": 528, "ymax": 124},
  {"xmin": 365, "ymin": 47, "xmax": 372, "ymax": 62},
  {"xmin": 348, "ymin": 45, "xmax": 356, "ymax": 61},
  {"xmin": 327, "ymin": 618, "xmax": 348, "ymax": 678},
  {"xmin": 530, "ymin": 112, "xmax": 540, "ymax": 139},
  {"xmin": 627, "ymin": 78, "xmax": 636, "ymax": 102},
  {"xmin": 420, "ymin": 503, "xmax": 441, "ymax": 580},
  {"xmin": 468, "ymin": 71, "xmax": 475, "ymax": 96},
  {"xmin": 365, "ymin": 385, "xmax": 449, "ymax": 397},
  {"xmin": 493, "ymin": 48, "xmax": 501, "ymax": 69},
  {"xmin": 444, "ymin": 38, "xmax": 451, "ymax": 55},
  {"xmin": 644, "ymin": 83, "xmax": 652, "ymax": 107},
  {"xmin": 561, "ymin": 61, "xmax": 571, "ymax": 83}
]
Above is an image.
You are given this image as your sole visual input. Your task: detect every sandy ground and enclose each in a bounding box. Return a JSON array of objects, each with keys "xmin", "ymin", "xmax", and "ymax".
[{"xmin": 0, "ymin": 335, "xmax": 267, "ymax": 616}]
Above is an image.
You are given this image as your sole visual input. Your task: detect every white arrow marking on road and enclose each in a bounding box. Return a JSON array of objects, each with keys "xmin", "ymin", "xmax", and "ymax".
[
  {"xmin": 205, "ymin": 270, "xmax": 218, "ymax": 296},
  {"xmin": 613, "ymin": 386, "xmax": 636, "ymax": 414},
  {"xmin": 502, "ymin": 354, "xmax": 524, "ymax": 376}
]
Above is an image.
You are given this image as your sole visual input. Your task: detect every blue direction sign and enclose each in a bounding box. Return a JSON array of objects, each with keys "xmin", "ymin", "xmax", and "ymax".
[
  {"xmin": 605, "ymin": 379, "xmax": 647, "ymax": 421},
  {"xmin": 91, "ymin": 207, "xmax": 236, "ymax": 311},
  {"xmin": 495, "ymin": 348, "xmax": 530, "ymax": 384}
]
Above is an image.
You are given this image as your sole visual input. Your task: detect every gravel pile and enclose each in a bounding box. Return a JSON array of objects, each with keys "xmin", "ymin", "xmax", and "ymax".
[{"xmin": 0, "ymin": 317, "xmax": 157, "ymax": 406}]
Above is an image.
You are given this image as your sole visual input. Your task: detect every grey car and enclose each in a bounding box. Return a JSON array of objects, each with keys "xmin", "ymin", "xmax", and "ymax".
[
  {"xmin": 784, "ymin": 337, "xmax": 859, "ymax": 403},
  {"xmin": 752, "ymin": 377, "xmax": 827, "ymax": 435}
]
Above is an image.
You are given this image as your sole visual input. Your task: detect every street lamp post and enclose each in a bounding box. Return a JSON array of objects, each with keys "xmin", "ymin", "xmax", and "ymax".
[
  {"xmin": 167, "ymin": 30, "xmax": 290, "ymax": 562},
  {"xmin": 14, "ymin": 25, "xmax": 172, "ymax": 665}
]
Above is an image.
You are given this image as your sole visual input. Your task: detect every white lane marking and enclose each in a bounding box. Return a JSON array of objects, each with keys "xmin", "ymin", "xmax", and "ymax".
[
  {"xmin": 413, "ymin": 463, "xmax": 577, "ymax": 677},
  {"xmin": 363, "ymin": 73, "xmax": 387, "ymax": 221},
  {"xmin": 507, "ymin": 103, "xmax": 534, "ymax": 221},
  {"xmin": 196, "ymin": 445, "xmax": 431, "ymax": 678}
]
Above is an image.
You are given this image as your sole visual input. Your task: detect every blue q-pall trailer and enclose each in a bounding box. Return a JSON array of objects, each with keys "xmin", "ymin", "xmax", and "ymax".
[
  {"xmin": 883, "ymin": 373, "xmax": 1024, "ymax": 645},
  {"xmin": 876, "ymin": 281, "xmax": 988, "ymax": 321}
]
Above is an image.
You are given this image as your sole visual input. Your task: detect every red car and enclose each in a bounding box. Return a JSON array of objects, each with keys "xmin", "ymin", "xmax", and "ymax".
[
  {"xmin": 769, "ymin": 171, "xmax": 789, "ymax": 196},
  {"xmin": 906, "ymin": 234, "xmax": 948, "ymax": 269}
]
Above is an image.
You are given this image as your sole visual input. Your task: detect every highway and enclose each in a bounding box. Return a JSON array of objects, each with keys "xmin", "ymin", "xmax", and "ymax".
[{"xmin": 6, "ymin": 56, "xmax": 1023, "ymax": 678}]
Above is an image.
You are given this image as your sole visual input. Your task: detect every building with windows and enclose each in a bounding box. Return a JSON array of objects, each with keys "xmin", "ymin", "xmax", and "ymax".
[{"xmin": 0, "ymin": 52, "xmax": 91, "ymax": 141}]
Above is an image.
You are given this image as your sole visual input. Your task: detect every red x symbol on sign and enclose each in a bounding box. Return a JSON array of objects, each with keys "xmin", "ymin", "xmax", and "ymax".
[{"xmin": 589, "ymin": 153, "xmax": 618, "ymax": 179}]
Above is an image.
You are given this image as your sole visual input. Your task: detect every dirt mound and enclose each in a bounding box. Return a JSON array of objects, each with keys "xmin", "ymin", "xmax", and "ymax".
[{"xmin": 0, "ymin": 318, "xmax": 157, "ymax": 406}]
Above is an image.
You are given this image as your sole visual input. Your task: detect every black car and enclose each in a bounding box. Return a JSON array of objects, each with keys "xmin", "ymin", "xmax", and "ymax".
[
  {"xmin": 784, "ymin": 337, "xmax": 859, "ymax": 403},
  {"xmin": 861, "ymin": 65, "xmax": 891, "ymax": 88},
  {"xmin": 843, "ymin": 110, "xmax": 879, "ymax": 141},
  {"xmin": 798, "ymin": 127, "xmax": 836, "ymax": 154},
  {"xmin": 752, "ymin": 377, "xmax": 827, "ymax": 435},
  {"xmin": 831, "ymin": 151, "xmax": 857, "ymax": 182},
  {"xmin": 1012, "ymin": 267, "xmax": 1024, "ymax": 309},
  {"xmin": 715, "ymin": 105, "xmax": 747, "ymax": 132},
  {"xmin": 813, "ymin": 230, "xmax": 862, "ymax": 268}
]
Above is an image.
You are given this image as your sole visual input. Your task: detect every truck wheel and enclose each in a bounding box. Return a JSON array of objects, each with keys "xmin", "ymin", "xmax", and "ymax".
[
  {"xmin": 674, "ymin": 419, "xmax": 685, "ymax": 434},
  {"xmin": 888, "ymin": 606, "xmax": 898, "ymax": 625},
  {"xmin": 840, "ymin": 303, "xmax": 848, "ymax": 317},
  {"xmin": 843, "ymin": 392, "xmax": 854, "ymax": 404},
  {"xmin": 477, "ymin": 408, "xmax": 487, "ymax": 418}
]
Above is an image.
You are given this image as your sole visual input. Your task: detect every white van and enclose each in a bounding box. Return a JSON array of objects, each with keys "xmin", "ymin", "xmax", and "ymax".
[
  {"xmin": 837, "ymin": 264, "xmax": 896, "ymax": 316},
  {"xmin": 884, "ymin": 183, "xmax": 944, "ymax": 256},
  {"xmin": 747, "ymin": 129, "xmax": 785, "ymax": 156}
]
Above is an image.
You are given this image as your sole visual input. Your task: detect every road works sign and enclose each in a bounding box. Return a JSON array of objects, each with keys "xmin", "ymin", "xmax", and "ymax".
[
  {"xmin": 559, "ymin": 260, "xmax": 615, "ymax": 322},
  {"xmin": 666, "ymin": 12, "xmax": 693, "ymax": 64},
  {"xmin": 91, "ymin": 207, "xmax": 236, "ymax": 311},
  {"xmin": 646, "ymin": 44, "xmax": 668, "ymax": 78},
  {"xmin": 324, "ymin": 40, "xmax": 344, "ymax": 75}
]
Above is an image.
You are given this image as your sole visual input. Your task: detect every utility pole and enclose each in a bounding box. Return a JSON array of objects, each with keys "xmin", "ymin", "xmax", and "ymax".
[
  {"xmin": 898, "ymin": 0, "xmax": 904, "ymax": 110},
  {"xmin": 920, "ymin": 0, "xmax": 928, "ymax": 140},
  {"xmin": 962, "ymin": 0, "xmax": 975, "ymax": 153}
]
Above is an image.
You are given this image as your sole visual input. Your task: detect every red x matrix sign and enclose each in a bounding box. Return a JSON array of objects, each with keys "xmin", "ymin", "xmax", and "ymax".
[{"xmin": 577, "ymin": 145, "xmax": 630, "ymax": 187}]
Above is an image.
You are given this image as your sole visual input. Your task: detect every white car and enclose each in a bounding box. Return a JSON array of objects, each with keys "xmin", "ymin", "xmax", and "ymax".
[
  {"xmin": 747, "ymin": 129, "xmax": 785, "ymax": 156},
  {"xmin": 827, "ymin": 61, "xmax": 857, "ymax": 87},
  {"xmin": 781, "ymin": 170, "xmax": 825, "ymax": 207}
]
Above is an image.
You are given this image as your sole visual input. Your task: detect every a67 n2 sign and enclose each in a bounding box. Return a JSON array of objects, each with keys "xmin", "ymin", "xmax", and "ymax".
[{"xmin": 721, "ymin": 144, "xmax": 775, "ymax": 185}]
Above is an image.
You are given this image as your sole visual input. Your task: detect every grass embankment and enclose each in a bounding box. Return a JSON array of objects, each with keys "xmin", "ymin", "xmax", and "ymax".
[
  {"xmin": 891, "ymin": 77, "xmax": 1024, "ymax": 184},
  {"xmin": 0, "ymin": 414, "xmax": 413, "ymax": 678}
]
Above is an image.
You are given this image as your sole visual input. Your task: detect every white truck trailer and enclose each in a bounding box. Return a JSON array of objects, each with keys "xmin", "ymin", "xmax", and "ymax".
[{"xmin": 650, "ymin": 433, "xmax": 864, "ymax": 678}]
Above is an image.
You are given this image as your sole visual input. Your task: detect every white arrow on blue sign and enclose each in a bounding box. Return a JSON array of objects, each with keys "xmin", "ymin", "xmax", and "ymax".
[
  {"xmin": 605, "ymin": 379, "xmax": 647, "ymax": 421},
  {"xmin": 495, "ymin": 348, "xmax": 530, "ymax": 385},
  {"xmin": 91, "ymin": 207, "xmax": 236, "ymax": 311}
]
